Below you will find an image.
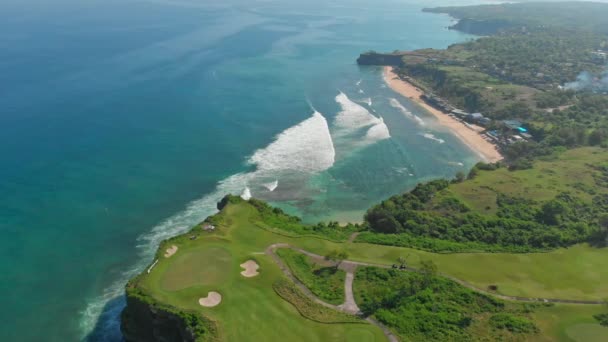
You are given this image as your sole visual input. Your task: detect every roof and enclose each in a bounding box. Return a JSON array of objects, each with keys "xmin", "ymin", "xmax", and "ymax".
[{"xmin": 503, "ymin": 120, "xmax": 523, "ymax": 129}]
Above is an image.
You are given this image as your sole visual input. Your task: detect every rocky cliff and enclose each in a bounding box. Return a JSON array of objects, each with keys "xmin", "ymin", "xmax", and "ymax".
[
  {"xmin": 357, "ymin": 52, "xmax": 404, "ymax": 66},
  {"xmin": 449, "ymin": 18, "xmax": 515, "ymax": 35},
  {"xmin": 121, "ymin": 280, "xmax": 218, "ymax": 342}
]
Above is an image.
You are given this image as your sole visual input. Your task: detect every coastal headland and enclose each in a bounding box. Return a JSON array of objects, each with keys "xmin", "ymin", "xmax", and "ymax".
[{"xmin": 383, "ymin": 66, "xmax": 503, "ymax": 163}]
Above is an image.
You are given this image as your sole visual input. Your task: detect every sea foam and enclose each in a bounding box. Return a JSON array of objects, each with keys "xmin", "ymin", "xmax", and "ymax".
[
  {"xmin": 334, "ymin": 92, "xmax": 391, "ymax": 143},
  {"xmin": 79, "ymin": 111, "xmax": 336, "ymax": 340},
  {"xmin": 263, "ymin": 180, "xmax": 279, "ymax": 192},
  {"xmin": 421, "ymin": 133, "xmax": 445, "ymax": 144},
  {"xmin": 389, "ymin": 98, "xmax": 425, "ymax": 126},
  {"xmin": 249, "ymin": 111, "xmax": 335, "ymax": 173}
]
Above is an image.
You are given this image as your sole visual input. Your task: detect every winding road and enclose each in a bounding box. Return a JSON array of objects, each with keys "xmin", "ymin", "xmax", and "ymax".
[{"xmin": 265, "ymin": 243, "xmax": 605, "ymax": 342}]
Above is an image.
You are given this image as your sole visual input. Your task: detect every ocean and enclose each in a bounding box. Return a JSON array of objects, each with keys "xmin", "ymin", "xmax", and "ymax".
[{"xmin": 0, "ymin": 0, "xmax": 481, "ymax": 340}]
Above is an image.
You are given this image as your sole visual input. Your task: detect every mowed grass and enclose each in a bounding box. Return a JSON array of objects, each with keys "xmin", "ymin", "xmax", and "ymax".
[
  {"xmin": 161, "ymin": 246, "xmax": 232, "ymax": 291},
  {"xmin": 530, "ymin": 304, "xmax": 608, "ymax": 342},
  {"xmin": 448, "ymin": 147, "xmax": 608, "ymax": 213},
  {"xmin": 138, "ymin": 204, "xmax": 386, "ymax": 342},
  {"xmin": 137, "ymin": 200, "xmax": 607, "ymax": 340}
]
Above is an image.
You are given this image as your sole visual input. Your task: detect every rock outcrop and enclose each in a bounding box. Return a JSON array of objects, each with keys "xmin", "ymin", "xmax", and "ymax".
[{"xmin": 357, "ymin": 52, "xmax": 404, "ymax": 66}]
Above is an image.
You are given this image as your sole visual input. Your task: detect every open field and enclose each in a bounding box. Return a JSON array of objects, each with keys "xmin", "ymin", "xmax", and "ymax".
[
  {"xmin": 447, "ymin": 147, "xmax": 608, "ymax": 214},
  {"xmin": 135, "ymin": 200, "xmax": 607, "ymax": 340},
  {"xmin": 531, "ymin": 304, "xmax": 608, "ymax": 342}
]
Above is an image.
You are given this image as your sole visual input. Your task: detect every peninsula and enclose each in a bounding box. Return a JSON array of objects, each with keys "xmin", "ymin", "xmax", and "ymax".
[{"xmin": 121, "ymin": 2, "xmax": 608, "ymax": 341}]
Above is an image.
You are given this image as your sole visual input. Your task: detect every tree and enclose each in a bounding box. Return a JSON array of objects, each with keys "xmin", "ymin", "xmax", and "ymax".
[
  {"xmin": 420, "ymin": 260, "xmax": 438, "ymax": 287},
  {"xmin": 325, "ymin": 250, "xmax": 349, "ymax": 269},
  {"xmin": 455, "ymin": 171, "xmax": 466, "ymax": 183},
  {"xmin": 420, "ymin": 260, "xmax": 438, "ymax": 276}
]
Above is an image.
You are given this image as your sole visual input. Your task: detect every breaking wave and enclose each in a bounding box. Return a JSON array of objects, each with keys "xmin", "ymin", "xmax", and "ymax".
[
  {"xmin": 421, "ymin": 133, "xmax": 445, "ymax": 144},
  {"xmin": 263, "ymin": 180, "xmax": 279, "ymax": 192},
  {"xmin": 79, "ymin": 110, "xmax": 336, "ymax": 340},
  {"xmin": 250, "ymin": 111, "xmax": 336, "ymax": 173},
  {"xmin": 365, "ymin": 117, "xmax": 391, "ymax": 141},
  {"xmin": 389, "ymin": 98, "xmax": 425, "ymax": 126},
  {"xmin": 241, "ymin": 187, "xmax": 252, "ymax": 200},
  {"xmin": 334, "ymin": 92, "xmax": 391, "ymax": 143}
]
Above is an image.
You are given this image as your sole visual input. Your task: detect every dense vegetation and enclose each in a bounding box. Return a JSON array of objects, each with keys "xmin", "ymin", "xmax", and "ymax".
[
  {"xmin": 355, "ymin": 266, "xmax": 539, "ymax": 340},
  {"xmin": 364, "ymin": 179, "xmax": 597, "ymax": 251},
  {"xmin": 392, "ymin": 2, "xmax": 608, "ymax": 168},
  {"xmin": 218, "ymin": 195, "xmax": 361, "ymax": 241},
  {"xmin": 362, "ymin": 149, "xmax": 608, "ymax": 252},
  {"xmin": 594, "ymin": 312, "xmax": 608, "ymax": 327},
  {"xmin": 424, "ymin": 2, "xmax": 608, "ymax": 34},
  {"xmin": 276, "ymin": 248, "xmax": 346, "ymax": 305},
  {"xmin": 272, "ymin": 278, "xmax": 362, "ymax": 324}
]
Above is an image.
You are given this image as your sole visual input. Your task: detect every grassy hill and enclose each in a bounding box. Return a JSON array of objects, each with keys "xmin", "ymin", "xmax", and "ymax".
[{"xmin": 122, "ymin": 196, "xmax": 608, "ymax": 341}]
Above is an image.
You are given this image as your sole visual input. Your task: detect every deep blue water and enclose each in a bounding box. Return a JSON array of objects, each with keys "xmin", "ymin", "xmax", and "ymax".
[{"xmin": 0, "ymin": 0, "xmax": 482, "ymax": 340}]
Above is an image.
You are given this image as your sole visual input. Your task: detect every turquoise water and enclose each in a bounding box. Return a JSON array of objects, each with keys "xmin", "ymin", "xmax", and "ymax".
[{"xmin": 0, "ymin": 0, "xmax": 480, "ymax": 340}]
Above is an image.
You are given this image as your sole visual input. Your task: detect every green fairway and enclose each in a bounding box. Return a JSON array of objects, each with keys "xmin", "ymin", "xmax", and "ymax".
[
  {"xmin": 136, "ymin": 204, "xmax": 386, "ymax": 341},
  {"xmin": 531, "ymin": 304, "xmax": 608, "ymax": 342},
  {"xmin": 160, "ymin": 246, "xmax": 232, "ymax": 291},
  {"xmin": 335, "ymin": 243, "xmax": 608, "ymax": 301},
  {"xmin": 133, "ymin": 199, "xmax": 607, "ymax": 340}
]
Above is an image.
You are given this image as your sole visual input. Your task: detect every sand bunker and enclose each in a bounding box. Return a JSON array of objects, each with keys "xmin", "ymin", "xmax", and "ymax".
[
  {"xmin": 240, "ymin": 260, "xmax": 260, "ymax": 278},
  {"xmin": 164, "ymin": 245, "xmax": 178, "ymax": 258},
  {"xmin": 199, "ymin": 291, "xmax": 222, "ymax": 307}
]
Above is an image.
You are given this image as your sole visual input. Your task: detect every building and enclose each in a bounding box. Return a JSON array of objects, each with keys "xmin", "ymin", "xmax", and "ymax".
[
  {"xmin": 503, "ymin": 120, "xmax": 527, "ymax": 132},
  {"xmin": 465, "ymin": 112, "xmax": 485, "ymax": 124},
  {"xmin": 451, "ymin": 109, "xmax": 468, "ymax": 118},
  {"xmin": 478, "ymin": 117, "xmax": 492, "ymax": 127}
]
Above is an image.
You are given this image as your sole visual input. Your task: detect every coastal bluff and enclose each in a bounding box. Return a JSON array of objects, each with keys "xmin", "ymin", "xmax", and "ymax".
[{"xmin": 357, "ymin": 51, "xmax": 404, "ymax": 66}]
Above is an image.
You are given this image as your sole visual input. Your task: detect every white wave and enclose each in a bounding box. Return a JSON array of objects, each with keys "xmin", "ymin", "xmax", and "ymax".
[
  {"xmin": 334, "ymin": 92, "xmax": 390, "ymax": 143},
  {"xmin": 78, "ymin": 171, "xmax": 252, "ymax": 340},
  {"xmin": 241, "ymin": 187, "xmax": 252, "ymax": 200},
  {"xmin": 250, "ymin": 111, "xmax": 335, "ymax": 173},
  {"xmin": 389, "ymin": 98, "xmax": 425, "ymax": 126},
  {"xmin": 447, "ymin": 161, "xmax": 465, "ymax": 167},
  {"xmin": 365, "ymin": 117, "xmax": 391, "ymax": 141},
  {"xmin": 358, "ymin": 89, "xmax": 364, "ymax": 94},
  {"xmin": 356, "ymin": 79, "xmax": 362, "ymax": 86},
  {"xmin": 79, "ymin": 111, "xmax": 336, "ymax": 339},
  {"xmin": 421, "ymin": 133, "xmax": 445, "ymax": 144},
  {"xmin": 367, "ymin": 98, "xmax": 372, "ymax": 107},
  {"xmin": 263, "ymin": 180, "xmax": 279, "ymax": 192}
]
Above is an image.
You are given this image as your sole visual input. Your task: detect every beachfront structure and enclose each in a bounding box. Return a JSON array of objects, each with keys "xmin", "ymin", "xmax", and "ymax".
[
  {"xmin": 451, "ymin": 109, "xmax": 469, "ymax": 118},
  {"xmin": 502, "ymin": 119, "xmax": 528, "ymax": 132}
]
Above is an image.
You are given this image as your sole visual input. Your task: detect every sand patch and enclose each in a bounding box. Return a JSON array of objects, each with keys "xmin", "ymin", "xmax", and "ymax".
[
  {"xmin": 383, "ymin": 66, "xmax": 503, "ymax": 163},
  {"xmin": 164, "ymin": 245, "xmax": 178, "ymax": 258},
  {"xmin": 240, "ymin": 260, "xmax": 260, "ymax": 278},
  {"xmin": 199, "ymin": 291, "xmax": 222, "ymax": 307}
]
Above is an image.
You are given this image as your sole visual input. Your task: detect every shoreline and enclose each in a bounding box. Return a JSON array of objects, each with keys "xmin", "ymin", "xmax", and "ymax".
[{"xmin": 383, "ymin": 66, "xmax": 503, "ymax": 163}]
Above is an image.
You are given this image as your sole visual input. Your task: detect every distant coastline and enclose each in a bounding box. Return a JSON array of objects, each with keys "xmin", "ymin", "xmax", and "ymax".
[{"xmin": 383, "ymin": 66, "xmax": 503, "ymax": 163}]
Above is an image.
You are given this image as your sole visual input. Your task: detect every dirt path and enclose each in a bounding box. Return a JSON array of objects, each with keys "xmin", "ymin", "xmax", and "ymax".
[
  {"xmin": 347, "ymin": 232, "xmax": 360, "ymax": 243},
  {"xmin": 338, "ymin": 270, "xmax": 360, "ymax": 314},
  {"xmin": 271, "ymin": 244, "xmax": 605, "ymax": 305},
  {"xmin": 266, "ymin": 244, "xmax": 398, "ymax": 341},
  {"xmin": 265, "ymin": 244, "xmax": 605, "ymax": 342}
]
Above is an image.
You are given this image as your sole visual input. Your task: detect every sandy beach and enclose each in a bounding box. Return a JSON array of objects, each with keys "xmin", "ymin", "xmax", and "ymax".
[{"xmin": 384, "ymin": 66, "xmax": 503, "ymax": 163}]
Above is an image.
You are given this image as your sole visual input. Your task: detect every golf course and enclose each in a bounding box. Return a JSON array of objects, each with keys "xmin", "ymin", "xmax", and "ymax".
[{"xmin": 122, "ymin": 194, "xmax": 608, "ymax": 341}]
